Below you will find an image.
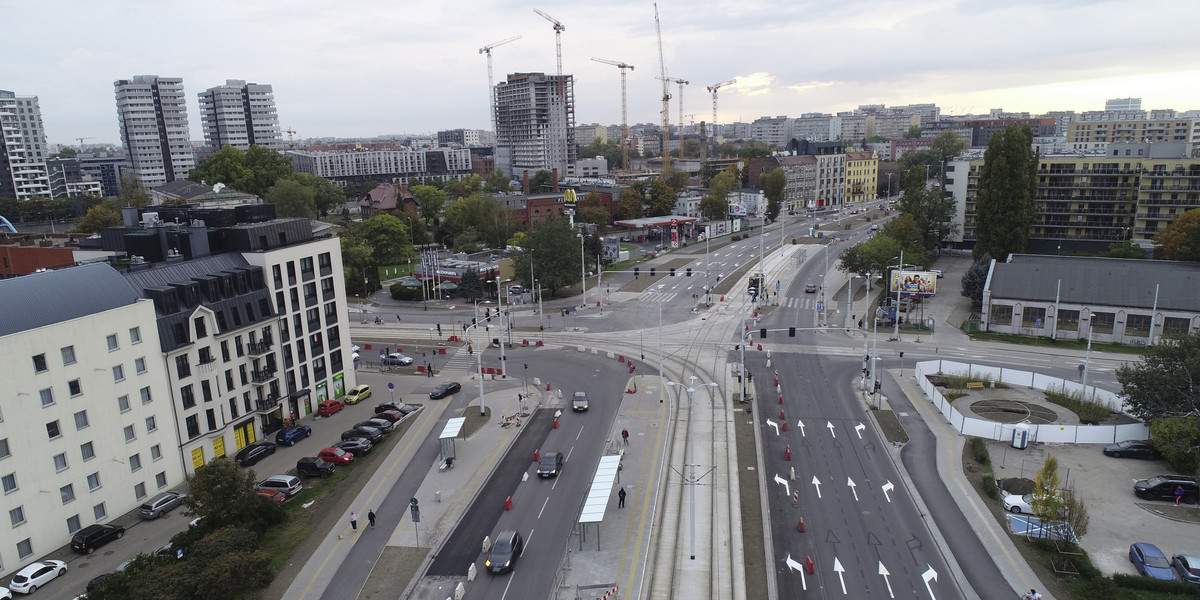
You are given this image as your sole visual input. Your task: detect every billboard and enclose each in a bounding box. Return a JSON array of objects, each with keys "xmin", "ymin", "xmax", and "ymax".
[
  {"xmin": 563, "ymin": 189, "xmax": 578, "ymax": 209},
  {"xmin": 890, "ymin": 271, "xmax": 937, "ymax": 296}
]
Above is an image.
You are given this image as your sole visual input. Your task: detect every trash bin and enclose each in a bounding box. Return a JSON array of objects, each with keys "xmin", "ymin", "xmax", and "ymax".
[{"xmin": 1011, "ymin": 424, "xmax": 1030, "ymax": 449}]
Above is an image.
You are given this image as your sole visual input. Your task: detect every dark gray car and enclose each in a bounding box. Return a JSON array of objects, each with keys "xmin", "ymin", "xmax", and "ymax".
[{"xmin": 138, "ymin": 491, "xmax": 186, "ymax": 519}]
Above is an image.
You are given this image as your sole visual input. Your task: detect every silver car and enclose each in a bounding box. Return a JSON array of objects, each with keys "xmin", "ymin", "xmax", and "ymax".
[{"xmin": 139, "ymin": 490, "xmax": 187, "ymax": 519}]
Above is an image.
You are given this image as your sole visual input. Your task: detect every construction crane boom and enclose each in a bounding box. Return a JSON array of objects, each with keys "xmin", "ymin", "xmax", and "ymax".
[
  {"xmin": 76, "ymin": 136, "xmax": 95, "ymax": 150},
  {"xmin": 480, "ymin": 35, "xmax": 523, "ymax": 136},
  {"xmin": 706, "ymin": 78, "xmax": 736, "ymax": 155},
  {"xmin": 283, "ymin": 128, "xmax": 297, "ymax": 148},
  {"xmin": 653, "ymin": 3, "xmax": 671, "ymax": 170},
  {"xmin": 532, "ymin": 9, "xmax": 565, "ymax": 78},
  {"xmin": 534, "ymin": 8, "xmax": 568, "ymax": 173},
  {"xmin": 591, "ymin": 57, "xmax": 635, "ymax": 171}
]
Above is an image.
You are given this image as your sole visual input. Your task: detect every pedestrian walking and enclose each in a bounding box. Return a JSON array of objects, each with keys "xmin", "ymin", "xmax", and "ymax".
[
  {"xmin": 396, "ymin": 314, "xmax": 401, "ymax": 323},
  {"xmin": 1176, "ymin": 485, "xmax": 1185, "ymax": 505},
  {"xmin": 368, "ymin": 509, "xmax": 376, "ymax": 528},
  {"xmin": 621, "ymin": 429, "xmax": 629, "ymax": 445},
  {"xmin": 350, "ymin": 512, "xmax": 358, "ymax": 532},
  {"xmin": 618, "ymin": 488, "xmax": 627, "ymax": 508},
  {"xmin": 427, "ymin": 363, "xmax": 434, "ymax": 377}
]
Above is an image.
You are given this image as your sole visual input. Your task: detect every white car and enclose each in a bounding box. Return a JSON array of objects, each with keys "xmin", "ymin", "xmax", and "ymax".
[
  {"xmin": 930, "ymin": 269, "xmax": 944, "ymax": 279},
  {"xmin": 9, "ymin": 560, "xmax": 67, "ymax": 594},
  {"xmin": 1, "ymin": 586, "xmax": 12, "ymax": 599},
  {"xmin": 1002, "ymin": 493, "xmax": 1034, "ymax": 514}
]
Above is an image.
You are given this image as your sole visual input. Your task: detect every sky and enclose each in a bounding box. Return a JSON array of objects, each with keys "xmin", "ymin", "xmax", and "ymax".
[{"xmin": 3, "ymin": 0, "xmax": 1199, "ymax": 146}]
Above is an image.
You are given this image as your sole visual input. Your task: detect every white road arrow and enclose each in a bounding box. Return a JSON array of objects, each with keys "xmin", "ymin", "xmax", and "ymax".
[
  {"xmin": 774, "ymin": 474, "xmax": 790, "ymax": 497},
  {"xmin": 766, "ymin": 418, "xmax": 779, "ymax": 436},
  {"xmin": 854, "ymin": 422, "xmax": 865, "ymax": 439},
  {"xmin": 785, "ymin": 553, "xmax": 808, "ymax": 591},
  {"xmin": 833, "ymin": 557, "xmax": 847, "ymax": 595},
  {"xmin": 882, "ymin": 481, "xmax": 895, "ymax": 503},
  {"xmin": 811, "ymin": 475, "xmax": 823, "ymax": 499},
  {"xmin": 797, "ymin": 419, "xmax": 806, "ymax": 436},
  {"xmin": 847, "ymin": 477, "xmax": 859, "ymax": 501},
  {"xmin": 878, "ymin": 562, "xmax": 894, "ymax": 598},
  {"xmin": 922, "ymin": 565, "xmax": 938, "ymax": 600},
  {"xmin": 826, "ymin": 421, "xmax": 836, "ymax": 438}
]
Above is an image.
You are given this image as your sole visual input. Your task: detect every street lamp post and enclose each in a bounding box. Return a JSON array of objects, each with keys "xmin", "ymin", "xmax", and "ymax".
[
  {"xmin": 637, "ymin": 330, "xmax": 644, "ymax": 361},
  {"xmin": 578, "ymin": 234, "xmax": 587, "ymax": 308},
  {"xmin": 886, "ymin": 172, "xmax": 892, "ymax": 200},
  {"xmin": 493, "ymin": 278, "xmax": 507, "ymax": 377}
]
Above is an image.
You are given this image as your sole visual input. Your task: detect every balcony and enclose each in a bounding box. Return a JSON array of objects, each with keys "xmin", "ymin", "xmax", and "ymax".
[
  {"xmin": 247, "ymin": 338, "xmax": 275, "ymax": 355},
  {"xmin": 251, "ymin": 368, "xmax": 277, "ymax": 384},
  {"xmin": 254, "ymin": 395, "xmax": 281, "ymax": 412},
  {"xmin": 1138, "ymin": 196, "xmax": 1199, "ymax": 207}
]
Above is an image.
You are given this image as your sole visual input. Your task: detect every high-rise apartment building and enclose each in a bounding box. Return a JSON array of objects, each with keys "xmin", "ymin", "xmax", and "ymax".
[
  {"xmin": 493, "ymin": 73, "xmax": 576, "ymax": 178},
  {"xmin": 198, "ymin": 80, "xmax": 282, "ymax": 151},
  {"xmin": 0, "ymin": 90, "xmax": 51, "ymax": 200},
  {"xmin": 114, "ymin": 76, "xmax": 195, "ymax": 189}
]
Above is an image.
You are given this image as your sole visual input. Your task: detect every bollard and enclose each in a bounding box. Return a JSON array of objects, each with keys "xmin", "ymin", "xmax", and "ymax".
[
  {"xmin": 534, "ymin": 449, "xmax": 540, "ymax": 462},
  {"xmin": 505, "ymin": 496, "xmax": 513, "ymax": 511},
  {"xmin": 618, "ymin": 355, "xmax": 625, "ymax": 363},
  {"xmin": 792, "ymin": 490, "xmax": 799, "ymax": 506},
  {"xmin": 782, "ymin": 420, "xmax": 788, "ymax": 432},
  {"xmin": 786, "ymin": 444, "xmax": 791, "ymax": 461},
  {"xmin": 805, "ymin": 556, "xmax": 814, "ymax": 574},
  {"xmin": 757, "ymin": 343, "xmax": 763, "ymax": 351},
  {"xmin": 546, "ymin": 382, "xmax": 551, "ymax": 390},
  {"xmin": 798, "ymin": 517, "xmax": 805, "ymax": 532},
  {"xmin": 774, "ymin": 371, "xmax": 779, "ymax": 386}
]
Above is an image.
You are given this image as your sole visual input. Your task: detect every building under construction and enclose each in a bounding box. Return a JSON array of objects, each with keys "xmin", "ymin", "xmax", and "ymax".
[{"xmin": 493, "ymin": 72, "xmax": 576, "ymax": 180}]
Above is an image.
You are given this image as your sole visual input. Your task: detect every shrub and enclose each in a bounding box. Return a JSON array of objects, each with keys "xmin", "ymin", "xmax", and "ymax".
[
  {"xmin": 981, "ymin": 468, "xmax": 999, "ymax": 499},
  {"xmin": 970, "ymin": 437, "xmax": 991, "ymax": 466},
  {"xmin": 1044, "ymin": 387, "xmax": 1111, "ymax": 423}
]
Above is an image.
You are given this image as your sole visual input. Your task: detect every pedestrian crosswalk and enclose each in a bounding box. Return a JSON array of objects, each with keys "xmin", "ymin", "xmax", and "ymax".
[
  {"xmin": 441, "ymin": 347, "xmax": 476, "ymax": 370},
  {"xmin": 780, "ymin": 296, "xmax": 821, "ymax": 310},
  {"xmin": 638, "ymin": 290, "xmax": 678, "ymax": 303}
]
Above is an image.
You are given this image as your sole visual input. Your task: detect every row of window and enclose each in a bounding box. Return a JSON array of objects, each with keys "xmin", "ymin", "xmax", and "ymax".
[
  {"xmin": 31, "ymin": 329, "xmax": 142, "ymax": 374},
  {"xmin": 989, "ymin": 305, "xmax": 1191, "ymax": 336}
]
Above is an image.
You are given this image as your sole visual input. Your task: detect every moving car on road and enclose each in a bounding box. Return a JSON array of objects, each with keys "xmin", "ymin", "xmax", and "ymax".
[
  {"xmin": 430, "ymin": 381, "xmax": 462, "ymax": 399},
  {"xmin": 572, "ymin": 391, "xmax": 589, "ymax": 412},
  {"xmin": 383, "ymin": 353, "xmax": 414, "ymax": 366},
  {"xmin": 804, "ymin": 283, "xmax": 816, "ymax": 293},
  {"xmin": 1130, "ymin": 542, "xmax": 1175, "ymax": 580},
  {"xmin": 537, "ymin": 451, "xmax": 564, "ymax": 478},
  {"xmin": 485, "ymin": 530, "xmax": 524, "ymax": 574}
]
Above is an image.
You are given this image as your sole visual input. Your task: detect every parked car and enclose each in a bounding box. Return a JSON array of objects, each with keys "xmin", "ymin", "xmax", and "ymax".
[
  {"xmin": 508, "ymin": 285, "xmax": 524, "ymax": 296},
  {"xmin": 318, "ymin": 447, "xmax": 355, "ymax": 465},
  {"xmin": 383, "ymin": 353, "xmax": 414, "ymax": 366},
  {"xmin": 1002, "ymin": 493, "xmax": 1034, "ymax": 514},
  {"xmin": 485, "ymin": 530, "xmax": 524, "ymax": 574},
  {"xmin": 930, "ymin": 269, "xmax": 944, "ymax": 278},
  {"xmin": 275, "ymin": 425, "xmax": 312, "ymax": 446},
  {"xmin": 317, "ymin": 399, "xmax": 345, "ymax": 417},
  {"xmin": 355, "ymin": 418, "xmax": 394, "ymax": 433},
  {"xmin": 345, "ymin": 384, "xmax": 372, "ymax": 404},
  {"xmin": 8, "ymin": 560, "xmax": 67, "ymax": 594},
  {"xmin": 372, "ymin": 410, "xmax": 404, "ymax": 424},
  {"xmin": 1130, "ymin": 542, "xmax": 1175, "ymax": 580},
  {"xmin": 255, "ymin": 474, "xmax": 303, "ymax": 496},
  {"xmin": 296, "ymin": 456, "xmax": 337, "ymax": 478},
  {"xmin": 537, "ymin": 451, "xmax": 564, "ymax": 478},
  {"xmin": 375, "ymin": 402, "xmax": 404, "ymax": 414},
  {"xmin": 341, "ymin": 426, "xmax": 383, "ymax": 443},
  {"xmin": 572, "ymin": 391, "xmax": 589, "ymax": 412},
  {"xmin": 430, "ymin": 381, "xmax": 462, "ymax": 399},
  {"xmin": 804, "ymin": 283, "xmax": 816, "ymax": 293},
  {"xmin": 1103, "ymin": 440, "xmax": 1159, "ymax": 460},
  {"xmin": 1173, "ymin": 553, "xmax": 1200, "ymax": 584},
  {"xmin": 334, "ymin": 438, "xmax": 373, "ymax": 456},
  {"xmin": 138, "ymin": 491, "xmax": 186, "ymax": 519},
  {"xmin": 256, "ymin": 488, "xmax": 288, "ymax": 503},
  {"xmin": 71, "ymin": 524, "xmax": 125, "ymax": 554},
  {"xmin": 235, "ymin": 441, "xmax": 277, "ymax": 466},
  {"xmin": 1134, "ymin": 474, "xmax": 1199, "ymax": 503}
]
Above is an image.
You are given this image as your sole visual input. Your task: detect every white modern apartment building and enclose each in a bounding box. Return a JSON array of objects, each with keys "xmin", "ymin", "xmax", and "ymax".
[
  {"xmin": 287, "ymin": 148, "xmax": 472, "ymax": 186},
  {"xmin": 0, "ymin": 264, "xmax": 183, "ymax": 577},
  {"xmin": 114, "ymin": 76, "xmax": 196, "ymax": 188},
  {"xmin": 749, "ymin": 116, "xmax": 793, "ymax": 147},
  {"xmin": 198, "ymin": 79, "xmax": 283, "ymax": 151},
  {"xmin": 0, "ymin": 89, "xmax": 51, "ymax": 200},
  {"xmin": 494, "ymin": 72, "xmax": 576, "ymax": 178}
]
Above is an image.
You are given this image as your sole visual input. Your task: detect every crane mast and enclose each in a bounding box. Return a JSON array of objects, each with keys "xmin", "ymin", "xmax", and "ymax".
[
  {"xmin": 533, "ymin": 8, "xmax": 568, "ymax": 174},
  {"xmin": 706, "ymin": 78, "xmax": 736, "ymax": 156},
  {"xmin": 480, "ymin": 36, "xmax": 522, "ymax": 138},
  {"xmin": 654, "ymin": 3, "xmax": 671, "ymax": 170},
  {"xmin": 591, "ymin": 57, "xmax": 635, "ymax": 171}
]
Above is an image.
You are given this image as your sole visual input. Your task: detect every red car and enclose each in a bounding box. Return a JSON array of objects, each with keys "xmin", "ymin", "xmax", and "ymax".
[
  {"xmin": 318, "ymin": 447, "xmax": 355, "ymax": 465},
  {"xmin": 372, "ymin": 410, "xmax": 404, "ymax": 424},
  {"xmin": 256, "ymin": 488, "xmax": 288, "ymax": 503},
  {"xmin": 317, "ymin": 399, "xmax": 345, "ymax": 417}
]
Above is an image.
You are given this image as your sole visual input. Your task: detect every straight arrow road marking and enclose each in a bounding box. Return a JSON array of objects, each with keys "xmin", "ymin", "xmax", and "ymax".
[
  {"xmin": 881, "ymin": 481, "xmax": 895, "ymax": 502},
  {"xmin": 797, "ymin": 419, "xmax": 805, "ymax": 436},
  {"xmin": 785, "ymin": 553, "xmax": 808, "ymax": 590},
  {"xmin": 811, "ymin": 475, "xmax": 822, "ymax": 499},
  {"xmin": 854, "ymin": 422, "xmax": 865, "ymax": 439},
  {"xmin": 774, "ymin": 474, "xmax": 790, "ymax": 497},
  {"xmin": 826, "ymin": 421, "xmax": 836, "ymax": 438},
  {"xmin": 766, "ymin": 418, "xmax": 779, "ymax": 435},
  {"xmin": 922, "ymin": 565, "xmax": 938, "ymax": 599},
  {"xmin": 847, "ymin": 477, "xmax": 859, "ymax": 501},
  {"xmin": 879, "ymin": 562, "xmax": 894, "ymax": 598},
  {"xmin": 833, "ymin": 557, "xmax": 847, "ymax": 594}
]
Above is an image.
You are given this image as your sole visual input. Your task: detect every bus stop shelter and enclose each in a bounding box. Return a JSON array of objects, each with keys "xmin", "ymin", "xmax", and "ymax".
[{"xmin": 576, "ymin": 452, "xmax": 623, "ymax": 549}]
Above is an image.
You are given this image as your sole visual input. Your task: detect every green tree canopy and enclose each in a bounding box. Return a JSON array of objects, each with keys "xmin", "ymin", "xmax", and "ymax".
[
  {"xmin": 189, "ymin": 145, "xmax": 294, "ymax": 197},
  {"xmin": 1117, "ymin": 331, "xmax": 1200, "ymax": 420},
  {"xmin": 577, "ymin": 190, "xmax": 610, "ymax": 225},
  {"xmin": 897, "ymin": 183, "xmax": 958, "ymax": 252},
  {"xmin": 960, "ymin": 253, "xmax": 991, "ymax": 305},
  {"xmin": 838, "ymin": 234, "xmax": 903, "ymax": 279},
  {"xmin": 118, "ymin": 174, "xmax": 152, "ymax": 207},
  {"xmin": 359, "ymin": 213, "xmax": 414, "ymax": 266},
  {"xmin": 485, "ymin": 169, "xmax": 512, "ymax": 193},
  {"xmin": 73, "ymin": 204, "xmax": 122, "ymax": 233},
  {"xmin": 931, "ymin": 130, "xmax": 969, "ymax": 165},
  {"xmin": 661, "ymin": 166, "xmax": 689, "ymax": 194},
  {"xmin": 1030, "ymin": 455, "xmax": 1067, "ymax": 524},
  {"xmin": 760, "ymin": 168, "xmax": 786, "ymax": 222},
  {"xmin": 411, "ymin": 185, "xmax": 447, "ymax": 225},
  {"xmin": 458, "ymin": 266, "xmax": 484, "ymax": 301},
  {"xmin": 579, "ymin": 137, "xmax": 622, "ymax": 168},
  {"xmin": 1149, "ymin": 416, "xmax": 1200, "ymax": 474},
  {"xmin": 700, "ymin": 170, "xmax": 736, "ymax": 221},
  {"xmin": 291, "ymin": 172, "xmax": 343, "ymax": 215},
  {"xmin": 973, "ymin": 124, "xmax": 1038, "ymax": 261},
  {"xmin": 903, "ymin": 124, "xmax": 922, "ymax": 139},
  {"xmin": 530, "ymin": 170, "xmax": 555, "ymax": 194},
  {"xmin": 510, "ymin": 215, "xmax": 580, "ymax": 296},
  {"xmin": 265, "ymin": 179, "xmax": 317, "ymax": 218},
  {"xmin": 647, "ymin": 178, "xmax": 677, "ymax": 217},
  {"xmin": 616, "ymin": 187, "xmax": 644, "ymax": 220},
  {"xmin": 1100, "ymin": 240, "xmax": 1149, "ymax": 259},
  {"xmin": 1154, "ymin": 208, "xmax": 1200, "ymax": 261},
  {"xmin": 182, "ymin": 459, "xmax": 283, "ymax": 535},
  {"xmin": 447, "ymin": 174, "xmax": 484, "ymax": 200}
]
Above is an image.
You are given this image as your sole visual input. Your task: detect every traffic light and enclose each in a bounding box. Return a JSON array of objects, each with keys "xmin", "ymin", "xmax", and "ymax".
[
  {"xmin": 760, "ymin": 328, "xmax": 767, "ymax": 338},
  {"xmin": 686, "ymin": 267, "xmax": 692, "ymax": 277},
  {"xmin": 634, "ymin": 267, "xmax": 639, "ymax": 279},
  {"xmin": 670, "ymin": 268, "xmax": 676, "ymax": 277},
  {"xmin": 788, "ymin": 327, "xmax": 796, "ymax": 337},
  {"xmin": 650, "ymin": 267, "xmax": 656, "ymax": 277}
]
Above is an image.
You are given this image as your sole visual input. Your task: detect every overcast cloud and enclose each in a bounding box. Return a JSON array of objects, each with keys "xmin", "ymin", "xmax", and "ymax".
[{"xmin": 2, "ymin": 0, "xmax": 1197, "ymax": 145}]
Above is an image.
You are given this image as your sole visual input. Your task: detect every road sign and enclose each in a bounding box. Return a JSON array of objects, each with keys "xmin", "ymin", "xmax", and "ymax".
[
  {"xmin": 410, "ymin": 505, "xmax": 420, "ymax": 522},
  {"xmin": 817, "ymin": 303, "xmax": 823, "ymax": 312}
]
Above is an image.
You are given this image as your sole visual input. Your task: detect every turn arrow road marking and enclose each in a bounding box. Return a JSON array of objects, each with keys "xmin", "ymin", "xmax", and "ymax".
[
  {"xmin": 922, "ymin": 565, "xmax": 938, "ymax": 599},
  {"xmin": 785, "ymin": 553, "xmax": 808, "ymax": 590},
  {"xmin": 847, "ymin": 477, "xmax": 859, "ymax": 501},
  {"xmin": 854, "ymin": 422, "xmax": 865, "ymax": 439},
  {"xmin": 766, "ymin": 418, "xmax": 779, "ymax": 436},
  {"xmin": 826, "ymin": 421, "xmax": 836, "ymax": 438},
  {"xmin": 881, "ymin": 480, "xmax": 895, "ymax": 502},
  {"xmin": 774, "ymin": 474, "xmax": 790, "ymax": 497}
]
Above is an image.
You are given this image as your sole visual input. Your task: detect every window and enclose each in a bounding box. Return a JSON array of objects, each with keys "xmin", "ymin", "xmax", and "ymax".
[
  {"xmin": 151, "ymin": 444, "xmax": 162, "ymax": 461},
  {"xmin": 87, "ymin": 472, "xmax": 101, "ymax": 491},
  {"xmin": 206, "ymin": 408, "xmax": 217, "ymax": 431},
  {"xmin": 130, "ymin": 326, "xmax": 142, "ymax": 344},
  {"xmin": 124, "ymin": 425, "xmax": 136, "ymax": 442},
  {"xmin": 185, "ymin": 415, "xmax": 200, "ymax": 439},
  {"xmin": 0, "ymin": 438, "xmax": 8, "ymax": 459},
  {"xmin": 68, "ymin": 379, "xmax": 82, "ymax": 396},
  {"xmin": 201, "ymin": 380, "xmax": 213, "ymax": 403},
  {"xmin": 93, "ymin": 503, "xmax": 106, "ymax": 520},
  {"xmin": 60, "ymin": 484, "xmax": 75, "ymax": 504},
  {"xmin": 112, "ymin": 365, "xmax": 125, "ymax": 382},
  {"xmin": 53, "ymin": 453, "xmax": 68, "ymax": 472},
  {"xmin": 61, "ymin": 345, "xmax": 76, "ymax": 365},
  {"xmin": 118, "ymin": 394, "xmax": 131, "ymax": 412},
  {"xmin": 10, "ymin": 506, "xmax": 25, "ymax": 527},
  {"xmin": 106, "ymin": 334, "xmax": 119, "ymax": 351},
  {"xmin": 134, "ymin": 482, "xmax": 146, "ymax": 500},
  {"xmin": 221, "ymin": 340, "xmax": 230, "ymax": 362},
  {"xmin": 3, "ymin": 473, "xmax": 17, "ymax": 493},
  {"xmin": 194, "ymin": 316, "xmax": 208, "ymax": 339},
  {"xmin": 135, "ymin": 357, "xmax": 147, "ymax": 374},
  {"xmin": 1164, "ymin": 317, "xmax": 1190, "ymax": 337},
  {"xmin": 1090, "ymin": 311, "xmax": 1115, "ymax": 334},
  {"xmin": 1022, "ymin": 307, "xmax": 1046, "ymax": 328},
  {"xmin": 140, "ymin": 387, "xmax": 152, "ymax": 404},
  {"xmin": 1126, "ymin": 314, "xmax": 1152, "ymax": 337},
  {"xmin": 80, "ymin": 442, "xmax": 95, "ymax": 461},
  {"xmin": 17, "ymin": 538, "xmax": 32, "ymax": 559},
  {"xmin": 39, "ymin": 388, "xmax": 54, "ymax": 407},
  {"xmin": 146, "ymin": 415, "xmax": 157, "ymax": 432},
  {"xmin": 66, "ymin": 514, "xmax": 81, "ymax": 534},
  {"xmin": 176, "ymin": 355, "xmax": 191, "ymax": 378},
  {"xmin": 181, "ymin": 385, "xmax": 195, "ymax": 409},
  {"xmin": 988, "ymin": 304, "xmax": 1013, "ymax": 326},
  {"xmin": 47, "ymin": 420, "xmax": 61, "ymax": 439},
  {"xmin": 32, "ymin": 353, "xmax": 47, "ymax": 373},
  {"xmin": 129, "ymin": 454, "xmax": 141, "ymax": 472},
  {"xmin": 155, "ymin": 471, "xmax": 167, "ymax": 488},
  {"xmin": 74, "ymin": 410, "xmax": 89, "ymax": 430},
  {"xmin": 1057, "ymin": 309, "xmax": 1080, "ymax": 332}
]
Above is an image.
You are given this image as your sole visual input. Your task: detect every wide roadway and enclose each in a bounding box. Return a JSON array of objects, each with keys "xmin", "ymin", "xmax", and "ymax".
[{"xmin": 428, "ymin": 350, "xmax": 629, "ymax": 599}]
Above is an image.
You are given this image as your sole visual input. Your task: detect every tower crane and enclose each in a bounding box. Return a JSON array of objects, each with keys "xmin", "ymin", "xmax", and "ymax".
[
  {"xmin": 480, "ymin": 35, "xmax": 522, "ymax": 135},
  {"xmin": 591, "ymin": 57, "xmax": 635, "ymax": 171},
  {"xmin": 653, "ymin": 3, "xmax": 671, "ymax": 170},
  {"xmin": 533, "ymin": 8, "xmax": 568, "ymax": 173},
  {"xmin": 283, "ymin": 128, "xmax": 297, "ymax": 148},
  {"xmin": 658, "ymin": 76, "xmax": 688, "ymax": 159},
  {"xmin": 76, "ymin": 137, "xmax": 95, "ymax": 150},
  {"xmin": 706, "ymin": 78, "xmax": 736, "ymax": 154}
]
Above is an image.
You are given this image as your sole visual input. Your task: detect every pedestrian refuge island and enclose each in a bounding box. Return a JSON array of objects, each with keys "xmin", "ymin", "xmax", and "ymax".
[
  {"xmin": 438, "ymin": 417, "xmax": 465, "ymax": 468},
  {"xmin": 576, "ymin": 451, "xmax": 624, "ymax": 550}
]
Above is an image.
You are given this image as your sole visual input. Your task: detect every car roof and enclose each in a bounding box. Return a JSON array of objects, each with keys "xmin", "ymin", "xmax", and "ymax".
[{"xmin": 1135, "ymin": 542, "xmax": 1166, "ymax": 555}]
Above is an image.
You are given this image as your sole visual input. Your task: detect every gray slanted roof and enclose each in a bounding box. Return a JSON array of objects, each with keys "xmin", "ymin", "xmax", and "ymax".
[
  {"xmin": 0, "ymin": 263, "xmax": 142, "ymax": 337},
  {"xmin": 989, "ymin": 255, "xmax": 1200, "ymax": 312},
  {"xmin": 122, "ymin": 253, "xmax": 250, "ymax": 292}
]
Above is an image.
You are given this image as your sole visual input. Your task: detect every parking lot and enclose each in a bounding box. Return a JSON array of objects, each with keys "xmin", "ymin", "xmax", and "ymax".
[{"xmin": 986, "ymin": 438, "xmax": 1200, "ymax": 577}]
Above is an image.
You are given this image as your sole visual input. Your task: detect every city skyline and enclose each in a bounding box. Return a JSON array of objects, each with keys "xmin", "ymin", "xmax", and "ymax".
[{"xmin": 2, "ymin": 0, "xmax": 1198, "ymax": 146}]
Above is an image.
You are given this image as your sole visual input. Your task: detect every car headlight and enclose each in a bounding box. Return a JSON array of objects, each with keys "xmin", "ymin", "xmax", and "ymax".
[
  {"xmin": 504, "ymin": 560, "xmax": 511, "ymax": 567},
  {"xmin": 485, "ymin": 559, "xmax": 492, "ymax": 567}
]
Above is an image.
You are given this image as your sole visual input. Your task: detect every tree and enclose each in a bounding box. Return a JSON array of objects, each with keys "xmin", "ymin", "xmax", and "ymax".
[
  {"xmin": 530, "ymin": 170, "xmax": 555, "ymax": 194},
  {"xmin": 1117, "ymin": 331, "xmax": 1200, "ymax": 420},
  {"xmin": 1154, "ymin": 208, "xmax": 1200, "ymax": 261},
  {"xmin": 576, "ymin": 190, "xmax": 609, "ymax": 225},
  {"xmin": 960, "ymin": 253, "xmax": 992, "ymax": 305},
  {"xmin": 118, "ymin": 174, "xmax": 151, "ymax": 207},
  {"xmin": 73, "ymin": 205, "xmax": 122, "ymax": 233},
  {"xmin": 458, "ymin": 266, "xmax": 484, "ymax": 301},
  {"xmin": 930, "ymin": 130, "xmax": 968, "ymax": 165},
  {"xmin": 1149, "ymin": 416, "xmax": 1200, "ymax": 474},
  {"xmin": 485, "ymin": 169, "xmax": 512, "ymax": 193},
  {"xmin": 616, "ymin": 187, "xmax": 644, "ymax": 220},
  {"xmin": 242, "ymin": 146, "xmax": 295, "ymax": 196},
  {"xmin": 189, "ymin": 145, "xmax": 294, "ymax": 197},
  {"xmin": 510, "ymin": 215, "xmax": 580, "ymax": 296},
  {"xmin": 1100, "ymin": 240, "xmax": 1149, "ymax": 259},
  {"xmin": 1060, "ymin": 485, "xmax": 1090, "ymax": 538},
  {"xmin": 898, "ymin": 183, "xmax": 958, "ymax": 252},
  {"xmin": 973, "ymin": 124, "xmax": 1038, "ymax": 261},
  {"xmin": 183, "ymin": 459, "xmax": 283, "ymax": 535},
  {"xmin": 291, "ymin": 173, "xmax": 343, "ymax": 215},
  {"xmin": 359, "ymin": 213, "xmax": 413, "ymax": 266},
  {"xmin": 411, "ymin": 185, "xmax": 447, "ymax": 225},
  {"xmin": 399, "ymin": 208, "xmax": 432, "ymax": 246},
  {"xmin": 265, "ymin": 179, "xmax": 317, "ymax": 218},
  {"xmin": 904, "ymin": 124, "xmax": 922, "ymax": 139},
  {"xmin": 700, "ymin": 170, "xmax": 736, "ymax": 221},
  {"xmin": 647, "ymin": 178, "xmax": 677, "ymax": 217},
  {"xmin": 760, "ymin": 168, "xmax": 786, "ymax": 222},
  {"xmin": 838, "ymin": 234, "xmax": 902, "ymax": 280},
  {"xmin": 1030, "ymin": 455, "xmax": 1067, "ymax": 525},
  {"xmin": 51, "ymin": 147, "xmax": 77, "ymax": 159},
  {"xmin": 661, "ymin": 167, "xmax": 689, "ymax": 194},
  {"xmin": 446, "ymin": 174, "xmax": 483, "ymax": 201},
  {"xmin": 579, "ymin": 138, "xmax": 622, "ymax": 168}
]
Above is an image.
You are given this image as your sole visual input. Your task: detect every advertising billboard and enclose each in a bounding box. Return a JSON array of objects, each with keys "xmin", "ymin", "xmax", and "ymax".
[{"xmin": 889, "ymin": 271, "xmax": 937, "ymax": 296}]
